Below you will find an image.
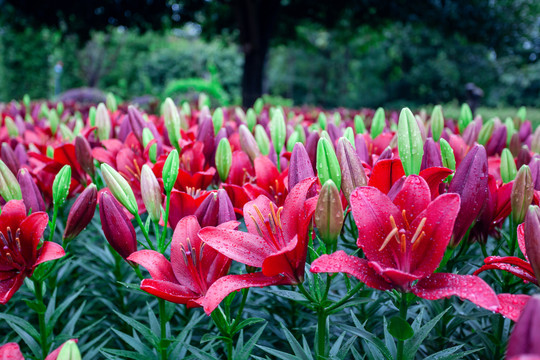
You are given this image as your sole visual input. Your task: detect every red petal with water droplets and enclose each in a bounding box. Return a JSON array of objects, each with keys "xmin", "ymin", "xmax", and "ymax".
[
  {"xmin": 368, "ymin": 159, "xmax": 405, "ymax": 194},
  {"xmin": 127, "ymin": 250, "xmax": 177, "ymax": 283},
  {"xmin": 139, "ymin": 279, "xmax": 197, "ymax": 304},
  {"xmin": 167, "ymin": 190, "xmax": 210, "ymax": 229},
  {"xmin": 0, "ymin": 200, "xmax": 26, "ymax": 236},
  {"xmin": 33, "ymin": 241, "xmax": 65, "ymax": 269},
  {"xmin": 19, "ymin": 211, "xmax": 49, "ymax": 265},
  {"xmin": 198, "ymin": 228, "xmax": 274, "ymax": 268},
  {"xmin": 497, "ymin": 293, "xmax": 531, "ymax": 322},
  {"xmin": 392, "ymin": 175, "xmax": 431, "ymax": 220},
  {"xmin": 0, "ymin": 342, "xmax": 24, "ymax": 360},
  {"xmin": 262, "ymin": 235, "xmax": 298, "ymax": 279},
  {"xmin": 243, "ymin": 195, "xmax": 275, "ymax": 241},
  {"xmin": 413, "ymin": 273, "xmax": 500, "ymax": 311},
  {"xmin": 0, "ymin": 274, "xmax": 25, "ymax": 305},
  {"xmin": 222, "ymin": 184, "xmax": 251, "ymax": 215},
  {"xmin": 473, "ymin": 262, "xmax": 537, "ymax": 285},
  {"xmin": 310, "ymin": 251, "xmax": 393, "ymax": 291},
  {"xmin": 369, "ymin": 261, "xmax": 422, "ymax": 288},
  {"xmin": 170, "ymin": 216, "xmax": 203, "ymax": 293},
  {"xmin": 254, "ymin": 156, "xmax": 280, "ymax": 191},
  {"xmin": 349, "ymin": 186, "xmax": 402, "ymax": 268},
  {"xmin": 517, "ymin": 224, "xmax": 528, "ymax": 259},
  {"xmin": 419, "ymin": 167, "xmax": 453, "ymax": 199},
  {"xmin": 202, "ymin": 272, "xmax": 284, "ymax": 314}
]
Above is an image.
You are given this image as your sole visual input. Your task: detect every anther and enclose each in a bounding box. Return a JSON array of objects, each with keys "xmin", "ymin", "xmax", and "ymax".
[
  {"xmin": 410, "ymin": 218, "xmax": 427, "ymax": 244},
  {"xmin": 379, "ymin": 228, "xmax": 398, "ymax": 251},
  {"xmin": 400, "ymin": 233, "xmax": 407, "ymax": 253},
  {"xmin": 402, "ymin": 210, "xmax": 410, "ymax": 230},
  {"xmin": 412, "ymin": 232, "xmax": 426, "ymax": 251}
]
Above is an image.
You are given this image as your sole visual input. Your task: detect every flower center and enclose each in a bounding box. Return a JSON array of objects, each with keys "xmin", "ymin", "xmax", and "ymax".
[
  {"xmin": 0, "ymin": 227, "xmax": 25, "ymax": 270},
  {"xmin": 248, "ymin": 204, "xmax": 285, "ymax": 250},
  {"xmin": 179, "ymin": 237, "xmax": 207, "ymax": 293}
]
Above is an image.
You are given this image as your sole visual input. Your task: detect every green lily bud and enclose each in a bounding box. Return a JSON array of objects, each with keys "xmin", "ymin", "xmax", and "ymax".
[
  {"xmin": 320, "ymin": 131, "xmax": 334, "ymax": 149},
  {"xmin": 458, "ymin": 103, "xmax": 472, "ymax": 133},
  {"xmin": 430, "ymin": 105, "xmax": 444, "ymax": 142},
  {"xmin": 73, "ymin": 117, "xmax": 84, "ymax": 136},
  {"xmin": 57, "ymin": 340, "xmax": 81, "ymax": 360},
  {"xmin": 0, "ymin": 160, "xmax": 22, "ymax": 201},
  {"xmin": 40, "ymin": 103, "xmax": 49, "ymax": 118},
  {"xmin": 163, "ymin": 98, "xmax": 181, "ymax": 150},
  {"xmin": 48, "ymin": 109, "xmax": 59, "ymax": 135},
  {"xmin": 315, "ymin": 179, "xmax": 344, "ymax": 250},
  {"xmin": 270, "ymin": 109, "xmax": 286, "ymax": 155},
  {"xmin": 88, "ymin": 106, "xmax": 96, "ymax": 127},
  {"xmin": 212, "ymin": 107, "xmax": 224, "ymax": 136},
  {"xmin": 255, "ymin": 125, "xmax": 270, "ymax": 156},
  {"xmin": 53, "ymin": 165, "xmax": 72, "ymax": 208},
  {"xmin": 354, "ymin": 114, "xmax": 366, "ymax": 134},
  {"xmin": 343, "ymin": 127, "xmax": 355, "ymax": 148},
  {"xmin": 398, "ymin": 108, "xmax": 424, "ymax": 176},
  {"xmin": 254, "ymin": 98, "xmax": 264, "ymax": 115},
  {"xmin": 440, "ymin": 138, "xmax": 456, "ymax": 171},
  {"xmin": 181, "ymin": 101, "xmax": 191, "ymax": 118},
  {"xmin": 517, "ymin": 106, "xmax": 527, "ymax": 121},
  {"xmin": 317, "ymin": 137, "xmax": 341, "ymax": 189},
  {"xmin": 500, "ymin": 148, "xmax": 517, "ymax": 184},
  {"xmin": 141, "ymin": 165, "xmax": 162, "ymax": 223},
  {"xmin": 142, "ymin": 128, "xmax": 157, "ymax": 163},
  {"xmin": 106, "ymin": 92, "xmax": 117, "ymax": 112},
  {"xmin": 23, "ymin": 94, "xmax": 30, "ymax": 109},
  {"xmin": 4, "ymin": 117, "xmax": 18, "ymax": 137},
  {"xmin": 59, "ymin": 124, "xmax": 74, "ymax": 141},
  {"xmin": 511, "ymin": 165, "xmax": 533, "ymax": 223},
  {"xmin": 198, "ymin": 93, "xmax": 209, "ymax": 109},
  {"xmin": 96, "ymin": 103, "xmax": 111, "ymax": 141},
  {"xmin": 295, "ymin": 124, "xmax": 306, "ymax": 144},
  {"xmin": 25, "ymin": 114, "xmax": 34, "ymax": 124},
  {"xmin": 318, "ymin": 112, "xmax": 327, "ymax": 130},
  {"xmin": 163, "ymin": 150, "xmax": 179, "ymax": 194},
  {"xmin": 101, "ymin": 163, "xmax": 138, "ymax": 215},
  {"xmin": 57, "ymin": 102, "xmax": 64, "ymax": 116},
  {"xmin": 371, "ymin": 107, "xmax": 385, "ymax": 139},
  {"xmin": 532, "ymin": 127, "xmax": 540, "ymax": 154},
  {"xmin": 477, "ymin": 119, "xmax": 495, "ymax": 146},
  {"xmin": 286, "ymin": 131, "xmax": 300, "ymax": 152},
  {"xmin": 235, "ymin": 107, "xmax": 246, "ymax": 123},
  {"xmin": 216, "ymin": 138, "xmax": 232, "ymax": 182},
  {"xmin": 46, "ymin": 146, "xmax": 54, "ymax": 158},
  {"xmin": 333, "ymin": 112, "xmax": 341, "ymax": 126},
  {"xmin": 246, "ymin": 108, "xmax": 257, "ymax": 132},
  {"xmin": 505, "ymin": 117, "xmax": 515, "ymax": 146}
]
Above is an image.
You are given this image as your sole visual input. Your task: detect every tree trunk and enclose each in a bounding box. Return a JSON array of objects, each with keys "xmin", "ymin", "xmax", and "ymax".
[{"xmin": 235, "ymin": 0, "xmax": 279, "ymax": 107}]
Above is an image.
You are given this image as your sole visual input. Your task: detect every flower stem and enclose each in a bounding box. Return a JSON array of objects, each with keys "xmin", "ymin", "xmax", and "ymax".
[
  {"xmin": 158, "ymin": 298, "xmax": 168, "ymax": 360},
  {"xmin": 48, "ymin": 207, "xmax": 59, "ymax": 243},
  {"xmin": 396, "ymin": 293, "xmax": 408, "ymax": 360},
  {"xmin": 32, "ymin": 278, "xmax": 49, "ymax": 360},
  {"xmin": 159, "ymin": 191, "xmax": 172, "ymax": 249},
  {"xmin": 325, "ymin": 281, "xmax": 363, "ymax": 313},
  {"xmin": 231, "ymin": 288, "xmax": 249, "ymax": 331},
  {"xmin": 316, "ymin": 308, "xmax": 327, "ymax": 360},
  {"xmin": 134, "ymin": 213, "xmax": 154, "ymax": 250}
]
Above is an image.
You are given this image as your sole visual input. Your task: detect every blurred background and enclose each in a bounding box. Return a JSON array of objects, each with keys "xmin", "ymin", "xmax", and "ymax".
[{"xmin": 0, "ymin": 0, "xmax": 539, "ymax": 113}]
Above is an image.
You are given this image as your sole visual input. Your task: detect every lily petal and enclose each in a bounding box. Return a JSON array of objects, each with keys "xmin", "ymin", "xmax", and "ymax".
[
  {"xmin": 473, "ymin": 262, "xmax": 537, "ymax": 285},
  {"xmin": 139, "ymin": 279, "xmax": 197, "ymax": 304},
  {"xmin": 33, "ymin": 241, "xmax": 65, "ymax": 269},
  {"xmin": 497, "ymin": 293, "xmax": 531, "ymax": 322},
  {"xmin": 19, "ymin": 211, "xmax": 49, "ymax": 265},
  {"xmin": 392, "ymin": 175, "xmax": 430, "ymax": 220},
  {"xmin": 419, "ymin": 167, "xmax": 453, "ymax": 199},
  {"xmin": 368, "ymin": 159, "xmax": 405, "ymax": 194},
  {"xmin": 0, "ymin": 274, "xmax": 25, "ymax": 305},
  {"xmin": 170, "ymin": 216, "xmax": 203, "ymax": 293},
  {"xmin": 0, "ymin": 342, "xmax": 24, "ymax": 360},
  {"xmin": 127, "ymin": 250, "xmax": 177, "ymax": 283}
]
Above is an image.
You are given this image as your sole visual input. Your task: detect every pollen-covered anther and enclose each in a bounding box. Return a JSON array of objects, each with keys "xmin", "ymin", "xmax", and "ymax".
[
  {"xmin": 410, "ymin": 218, "xmax": 427, "ymax": 244},
  {"xmin": 379, "ymin": 227, "xmax": 398, "ymax": 251},
  {"xmin": 402, "ymin": 210, "xmax": 410, "ymax": 230}
]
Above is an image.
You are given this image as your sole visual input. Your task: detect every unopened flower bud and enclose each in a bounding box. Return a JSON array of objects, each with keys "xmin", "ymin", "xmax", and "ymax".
[
  {"xmin": 370, "ymin": 107, "xmax": 385, "ymax": 139},
  {"xmin": 48, "ymin": 109, "xmax": 59, "ymax": 135},
  {"xmin": 4, "ymin": 116, "xmax": 18, "ymax": 137},
  {"xmin": 106, "ymin": 92, "xmax": 117, "ymax": 112},
  {"xmin": 270, "ymin": 109, "xmax": 286, "ymax": 155},
  {"xmin": 56, "ymin": 340, "xmax": 82, "ymax": 360},
  {"xmin": 343, "ymin": 127, "xmax": 355, "ymax": 147},
  {"xmin": 101, "ymin": 163, "xmax": 137, "ymax": 215},
  {"xmin": 194, "ymin": 189, "xmax": 236, "ymax": 227},
  {"xmin": 315, "ymin": 180, "xmax": 344, "ymax": 250},
  {"xmin": 127, "ymin": 105, "xmax": 146, "ymax": 144},
  {"xmin": 75, "ymin": 135, "xmax": 95, "ymax": 178},
  {"xmin": 318, "ymin": 112, "xmax": 327, "ymax": 130},
  {"xmin": 0, "ymin": 159, "xmax": 22, "ymax": 201},
  {"xmin": 286, "ymin": 131, "xmax": 300, "ymax": 152},
  {"xmin": 254, "ymin": 125, "xmax": 270, "ymax": 156},
  {"xmin": 477, "ymin": 119, "xmax": 494, "ymax": 146},
  {"xmin": 52, "ymin": 165, "xmax": 71, "ymax": 208},
  {"xmin": 17, "ymin": 169, "xmax": 44, "ymax": 212},
  {"xmin": 162, "ymin": 150, "xmax": 179, "ymax": 193},
  {"xmin": 509, "ymin": 133, "xmax": 522, "ymax": 157},
  {"xmin": 99, "ymin": 192, "xmax": 137, "ymax": 259},
  {"xmin": 511, "ymin": 165, "xmax": 533, "ymax": 224},
  {"xmin": 317, "ymin": 137, "xmax": 341, "ymax": 190},
  {"xmin": 398, "ymin": 108, "xmax": 424, "ymax": 176},
  {"xmin": 501, "ymin": 148, "xmax": 517, "ymax": 184},
  {"xmin": 525, "ymin": 206, "xmax": 540, "ymax": 281},
  {"xmin": 142, "ymin": 128, "xmax": 157, "ymax": 163},
  {"xmin": 253, "ymin": 98, "xmax": 264, "ymax": 115},
  {"xmin": 239, "ymin": 125, "xmax": 260, "ymax": 162},
  {"xmin": 88, "ymin": 106, "xmax": 96, "ymax": 127},
  {"xmin": 289, "ymin": 143, "xmax": 314, "ymax": 191},
  {"xmin": 354, "ymin": 115, "xmax": 366, "ymax": 134},
  {"xmin": 486, "ymin": 125, "xmax": 507, "ymax": 157},
  {"xmin": 163, "ymin": 98, "xmax": 181, "ymax": 150},
  {"xmin": 63, "ymin": 184, "xmax": 97, "ymax": 242},
  {"xmin": 517, "ymin": 146, "xmax": 532, "ymax": 170},
  {"xmin": 421, "ymin": 138, "xmax": 443, "ymax": 171},
  {"xmin": 246, "ymin": 108, "xmax": 257, "ymax": 132},
  {"xmin": 1, "ymin": 143, "xmax": 20, "ymax": 176},
  {"xmin": 336, "ymin": 137, "xmax": 367, "ymax": 200},
  {"xmin": 216, "ymin": 138, "xmax": 233, "ymax": 182},
  {"xmin": 458, "ymin": 103, "xmax": 472, "ymax": 133},
  {"xmin": 505, "ymin": 117, "xmax": 516, "ymax": 146},
  {"xmin": 212, "ymin": 107, "xmax": 224, "ymax": 136},
  {"xmin": 430, "ymin": 105, "xmax": 444, "ymax": 142},
  {"xmin": 140, "ymin": 165, "xmax": 162, "ymax": 223},
  {"xmin": 95, "ymin": 103, "xmax": 111, "ymax": 141},
  {"xmin": 506, "ymin": 294, "xmax": 540, "ymax": 358}
]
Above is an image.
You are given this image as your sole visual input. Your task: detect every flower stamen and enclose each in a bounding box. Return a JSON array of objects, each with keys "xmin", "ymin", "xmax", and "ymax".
[{"xmin": 379, "ymin": 228, "xmax": 398, "ymax": 251}]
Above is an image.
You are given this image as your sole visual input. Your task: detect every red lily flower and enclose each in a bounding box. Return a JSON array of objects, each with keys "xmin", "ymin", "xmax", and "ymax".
[
  {"xmin": 0, "ymin": 339, "xmax": 77, "ymax": 360},
  {"xmin": 311, "ymin": 175, "xmax": 500, "ymax": 311},
  {"xmin": 0, "ymin": 200, "xmax": 65, "ymax": 304},
  {"xmin": 198, "ymin": 177, "xmax": 318, "ymax": 314},
  {"xmin": 243, "ymin": 156, "xmax": 288, "ymax": 206},
  {"xmin": 127, "ymin": 216, "xmax": 236, "ymax": 307}
]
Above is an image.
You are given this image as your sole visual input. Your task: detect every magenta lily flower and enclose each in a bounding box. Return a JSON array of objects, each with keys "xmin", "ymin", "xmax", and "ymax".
[
  {"xmin": 198, "ymin": 177, "xmax": 318, "ymax": 314},
  {"xmin": 127, "ymin": 216, "xmax": 237, "ymax": 308},
  {"xmin": 311, "ymin": 175, "xmax": 500, "ymax": 311}
]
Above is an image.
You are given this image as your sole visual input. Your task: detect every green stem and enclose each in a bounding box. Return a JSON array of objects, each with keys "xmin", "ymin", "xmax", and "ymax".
[
  {"xmin": 231, "ymin": 289, "xmax": 249, "ymax": 331},
  {"xmin": 396, "ymin": 293, "xmax": 408, "ymax": 360},
  {"xmin": 326, "ymin": 282, "xmax": 363, "ymax": 313},
  {"xmin": 297, "ymin": 282, "xmax": 317, "ymax": 303},
  {"xmin": 48, "ymin": 207, "xmax": 58, "ymax": 243},
  {"xmin": 153, "ymin": 222, "xmax": 162, "ymax": 253},
  {"xmin": 32, "ymin": 278, "xmax": 49, "ymax": 359},
  {"xmin": 316, "ymin": 308, "xmax": 327, "ymax": 360},
  {"xmin": 134, "ymin": 213, "xmax": 154, "ymax": 250},
  {"xmin": 160, "ymin": 191, "xmax": 172, "ymax": 248},
  {"xmin": 158, "ymin": 298, "xmax": 168, "ymax": 360}
]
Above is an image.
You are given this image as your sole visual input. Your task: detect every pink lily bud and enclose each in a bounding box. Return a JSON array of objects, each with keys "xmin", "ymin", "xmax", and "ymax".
[
  {"xmin": 75, "ymin": 135, "xmax": 95, "ymax": 178},
  {"xmin": 1, "ymin": 143, "xmax": 20, "ymax": 175},
  {"xmin": 305, "ymin": 131, "xmax": 320, "ymax": 173},
  {"xmin": 354, "ymin": 134, "xmax": 369, "ymax": 164},
  {"xmin": 99, "ymin": 191, "xmax": 137, "ymax": 259},
  {"xmin": 420, "ymin": 138, "xmax": 443, "ymax": 171},
  {"xmin": 17, "ymin": 168, "xmax": 45, "ymax": 212},
  {"xmin": 239, "ymin": 125, "xmax": 260, "ymax": 162},
  {"xmin": 519, "ymin": 120, "xmax": 532, "ymax": 142},
  {"xmin": 197, "ymin": 118, "xmax": 216, "ymax": 166},
  {"xmin": 288, "ymin": 143, "xmax": 314, "ymax": 191},
  {"xmin": 140, "ymin": 165, "xmax": 162, "ymax": 223},
  {"xmin": 517, "ymin": 146, "xmax": 532, "ymax": 170},
  {"xmin": 462, "ymin": 118, "xmax": 483, "ymax": 146},
  {"xmin": 509, "ymin": 133, "xmax": 522, "ymax": 157},
  {"xmin": 63, "ymin": 184, "xmax": 97, "ymax": 242},
  {"xmin": 512, "ymin": 165, "xmax": 534, "ymax": 224},
  {"xmin": 525, "ymin": 206, "xmax": 540, "ymax": 281},
  {"xmin": 14, "ymin": 143, "xmax": 28, "ymax": 166},
  {"xmin": 336, "ymin": 137, "xmax": 367, "ymax": 200},
  {"xmin": 486, "ymin": 125, "xmax": 507, "ymax": 156},
  {"xmin": 127, "ymin": 105, "xmax": 145, "ymax": 144},
  {"xmin": 506, "ymin": 294, "xmax": 540, "ymax": 358},
  {"xmin": 194, "ymin": 189, "xmax": 235, "ymax": 227},
  {"xmin": 529, "ymin": 157, "xmax": 540, "ymax": 191},
  {"xmin": 449, "ymin": 144, "xmax": 489, "ymax": 246}
]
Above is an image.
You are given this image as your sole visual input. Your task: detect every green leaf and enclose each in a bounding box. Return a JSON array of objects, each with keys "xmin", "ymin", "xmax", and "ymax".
[
  {"xmin": 403, "ymin": 308, "xmax": 450, "ymax": 360},
  {"xmin": 388, "ymin": 316, "xmax": 414, "ymax": 341},
  {"xmin": 268, "ymin": 289, "xmax": 309, "ymax": 303},
  {"xmin": 7, "ymin": 321, "xmax": 42, "ymax": 358},
  {"xmin": 101, "ymin": 348, "xmax": 151, "ymax": 360},
  {"xmin": 201, "ymin": 333, "xmax": 229, "ymax": 343},
  {"xmin": 114, "ymin": 310, "xmax": 160, "ymax": 347},
  {"xmin": 341, "ymin": 312, "xmax": 393, "ymax": 360},
  {"xmin": 25, "ymin": 299, "xmax": 46, "ymax": 314},
  {"xmin": 47, "ymin": 287, "xmax": 85, "ymax": 335},
  {"xmin": 111, "ymin": 329, "xmax": 154, "ymax": 357},
  {"xmin": 232, "ymin": 317, "xmax": 265, "ymax": 333},
  {"xmin": 235, "ymin": 323, "xmax": 267, "ymax": 360},
  {"xmin": 280, "ymin": 323, "xmax": 313, "ymax": 360}
]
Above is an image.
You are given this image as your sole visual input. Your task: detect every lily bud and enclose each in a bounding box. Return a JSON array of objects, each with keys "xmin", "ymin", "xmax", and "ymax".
[
  {"xmin": 63, "ymin": 184, "xmax": 97, "ymax": 242},
  {"xmin": 270, "ymin": 109, "xmax": 286, "ymax": 155},
  {"xmin": 509, "ymin": 133, "xmax": 522, "ymax": 157},
  {"xmin": 163, "ymin": 98, "xmax": 181, "ymax": 150},
  {"xmin": 194, "ymin": 189, "xmax": 236, "ymax": 227},
  {"xmin": 197, "ymin": 118, "xmax": 216, "ymax": 165},
  {"xmin": 162, "ymin": 150, "xmax": 179, "ymax": 194},
  {"xmin": 212, "ymin": 107, "xmax": 224, "ymax": 136},
  {"xmin": 75, "ymin": 135, "xmax": 95, "ymax": 178},
  {"xmin": 398, "ymin": 108, "xmax": 424, "ymax": 176},
  {"xmin": 142, "ymin": 128, "xmax": 157, "ymax": 163},
  {"xmin": 127, "ymin": 105, "xmax": 145, "ymax": 144},
  {"xmin": 106, "ymin": 92, "xmax": 117, "ymax": 112},
  {"xmin": 288, "ymin": 143, "xmax": 314, "ymax": 191},
  {"xmin": 0, "ymin": 159, "xmax": 22, "ymax": 201},
  {"xmin": 306, "ymin": 132, "xmax": 320, "ymax": 173},
  {"xmin": 141, "ymin": 165, "xmax": 162, "ymax": 223},
  {"xmin": 354, "ymin": 115, "xmax": 366, "ymax": 134},
  {"xmin": 1, "ymin": 143, "xmax": 20, "ymax": 176},
  {"xmin": 477, "ymin": 119, "xmax": 494, "ymax": 146},
  {"xmin": 181, "ymin": 101, "xmax": 191, "ymax": 119},
  {"xmin": 336, "ymin": 137, "xmax": 367, "ymax": 200},
  {"xmin": 530, "ymin": 157, "xmax": 540, "ymax": 190},
  {"xmin": 239, "ymin": 125, "xmax": 260, "ymax": 162},
  {"xmin": 318, "ymin": 112, "xmax": 327, "ymax": 130},
  {"xmin": 370, "ymin": 107, "xmax": 385, "ymax": 139},
  {"xmin": 286, "ymin": 131, "xmax": 300, "ymax": 152},
  {"xmin": 317, "ymin": 137, "xmax": 342, "ymax": 190},
  {"xmin": 501, "ymin": 148, "xmax": 517, "ymax": 184},
  {"xmin": 505, "ymin": 117, "xmax": 516, "ymax": 146},
  {"xmin": 99, "ymin": 192, "xmax": 137, "ymax": 259},
  {"xmin": 355, "ymin": 134, "xmax": 369, "ymax": 164},
  {"xmin": 532, "ymin": 127, "xmax": 540, "ymax": 154},
  {"xmin": 88, "ymin": 106, "xmax": 96, "ymax": 127},
  {"xmin": 517, "ymin": 146, "xmax": 532, "ymax": 170},
  {"xmin": 506, "ymin": 294, "xmax": 540, "ymax": 358},
  {"xmin": 511, "ymin": 165, "xmax": 533, "ymax": 224},
  {"xmin": 343, "ymin": 127, "xmax": 355, "ymax": 147},
  {"xmin": 48, "ymin": 109, "xmax": 59, "ymax": 135},
  {"xmin": 17, "ymin": 169, "xmax": 44, "ymax": 212},
  {"xmin": 52, "ymin": 165, "xmax": 71, "ymax": 208},
  {"xmin": 421, "ymin": 138, "xmax": 443, "ymax": 171},
  {"xmin": 333, "ymin": 112, "xmax": 341, "ymax": 126},
  {"xmin": 255, "ymin": 125, "xmax": 270, "ymax": 156},
  {"xmin": 216, "ymin": 138, "xmax": 233, "ymax": 182},
  {"xmin": 253, "ymin": 98, "xmax": 264, "ymax": 115},
  {"xmin": 56, "ymin": 340, "xmax": 82, "ymax": 360},
  {"xmin": 315, "ymin": 180, "xmax": 344, "ymax": 249},
  {"xmin": 458, "ymin": 103, "xmax": 472, "ymax": 133},
  {"xmin": 448, "ymin": 145, "xmax": 488, "ymax": 246},
  {"xmin": 525, "ymin": 206, "xmax": 540, "ymax": 281},
  {"xmin": 101, "ymin": 163, "xmax": 137, "ymax": 215},
  {"xmin": 95, "ymin": 103, "xmax": 111, "ymax": 141},
  {"xmin": 462, "ymin": 117, "xmax": 482, "ymax": 146},
  {"xmin": 430, "ymin": 105, "xmax": 444, "ymax": 142},
  {"xmin": 246, "ymin": 108, "xmax": 257, "ymax": 132},
  {"xmin": 4, "ymin": 117, "xmax": 18, "ymax": 138},
  {"xmin": 486, "ymin": 125, "xmax": 507, "ymax": 156}
]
